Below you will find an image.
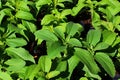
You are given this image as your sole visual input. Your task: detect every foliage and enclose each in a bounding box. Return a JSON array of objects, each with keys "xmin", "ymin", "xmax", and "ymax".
[{"xmin": 0, "ymin": 0, "xmax": 120, "ymax": 80}]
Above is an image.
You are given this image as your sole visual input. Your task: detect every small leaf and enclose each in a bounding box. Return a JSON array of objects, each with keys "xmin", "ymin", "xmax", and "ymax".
[
  {"xmin": 94, "ymin": 42, "xmax": 109, "ymax": 51},
  {"xmin": 0, "ymin": 10, "xmax": 5, "ymax": 24},
  {"xmin": 34, "ymin": 29, "xmax": 58, "ymax": 42},
  {"xmin": 38, "ymin": 56, "xmax": 52, "ymax": 72},
  {"xmin": 36, "ymin": 0, "xmax": 52, "ymax": 6},
  {"xmin": 94, "ymin": 52, "xmax": 116, "ymax": 77},
  {"xmin": 0, "ymin": 72, "xmax": 12, "ymax": 80},
  {"xmin": 87, "ymin": 30, "xmax": 101, "ymax": 47},
  {"xmin": 6, "ymin": 47, "xmax": 35, "ymax": 63},
  {"xmin": 46, "ymin": 71, "xmax": 60, "ymax": 79},
  {"xmin": 5, "ymin": 58, "xmax": 25, "ymax": 71},
  {"xmin": 66, "ymin": 22, "xmax": 83, "ymax": 37},
  {"xmin": 74, "ymin": 48, "xmax": 99, "ymax": 74},
  {"xmin": 102, "ymin": 30, "xmax": 117, "ymax": 45},
  {"xmin": 15, "ymin": 10, "xmax": 35, "ymax": 20},
  {"xmin": 41, "ymin": 14, "xmax": 56, "ymax": 25},
  {"xmin": 6, "ymin": 38, "xmax": 27, "ymax": 47},
  {"xmin": 61, "ymin": 9, "xmax": 72, "ymax": 18},
  {"xmin": 68, "ymin": 38, "xmax": 82, "ymax": 47},
  {"xmin": 58, "ymin": 0, "xmax": 73, "ymax": 3}
]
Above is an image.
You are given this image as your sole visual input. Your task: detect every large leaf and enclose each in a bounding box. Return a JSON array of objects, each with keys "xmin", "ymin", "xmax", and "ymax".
[
  {"xmin": 5, "ymin": 58, "xmax": 26, "ymax": 71},
  {"xmin": 41, "ymin": 14, "xmax": 56, "ymax": 25},
  {"xmin": 6, "ymin": 47, "xmax": 35, "ymax": 63},
  {"xmin": 94, "ymin": 42, "xmax": 109, "ymax": 51},
  {"xmin": 15, "ymin": 10, "xmax": 35, "ymax": 20},
  {"xmin": 68, "ymin": 38, "xmax": 82, "ymax": 47},
  {"xmin": 94, "ymin": 52, "xmax": 115, "ymax": 77},
  {"xmin": 102, "ymin": 30, "xmax": 117, "ymax": 45},
  {"xmin": 68, "ymin": 55, "xmax": 79, "ymax": 79},
  {"xmin": 74, "ymin": 48, "xmax": 99, "ymax": 74},
  {"xmin": 87, "ymin": 30, "xmax": 101, "ymax": 47},
  {"xmin": 34, "ymin": 29, "xmax": 58, "ymax": 42},
  {"xmin": 0, "ymin": 72, "xmax": 12, "ymax": 80},
  {"xmin": 66, "ymin": 22, "xmax": 83, "ymax": 37},
  {"xmin": 47, "ymin": 41, "xmax": 66, "ymax": 59},
  {"xmin": 38, "ymin": 56, "xmax": 52, "ymax": 72},
  {"xmin": 6, "ymin": 38, "xmax": 27, "ymax": 47}
]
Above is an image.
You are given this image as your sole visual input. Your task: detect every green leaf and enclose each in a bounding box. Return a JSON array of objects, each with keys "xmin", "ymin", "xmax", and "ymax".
[
  {"xmin": 47, "ymin": 41, "xmax": 66, "ymax": 59},
  {"xmin": 102, "ymin": 30, "xmax": 117, "ymax": 45},
  {"xmin": 56, "ymin": 61, "xmax": 67, "ymax": 72},
  {"xmin": 71, "ymin": 0, "xmax": 85, "ymax": 16},
  {"xmin": 6, "ymin": 38, "xmax": 27, "ymax": 47},
  {"xmin": 0, "ymin": 72, "xmax": 12, "ymax": 80},
  {"xmin": 112, "ymin": 36, "xmax": 120, "ymax": 47},
  {"xmin": 68, "ymin": 55, "xmax": 79, "ymax": 79},
  {"xmin": 41, "ymin": 14, "xmax": 56, "ymax": 25},
  {"xmin": 15, "ymin": 10, "xmax": 35, "ymax": 20},
  {"xmin": 0, "ymin": 10, "xmax": 5, "ymax": 25},
  {"xmin": 87, "ymin": 30, "xmax": 101, "ymax": 47},
  {"xmin": 16, "ymin": 1, "xmax": 30, "ymax": 11},
  {"xmin": 38, "ymin": 56, "xmax": 52, "ymax": 72},
  {"xmin": 22, "ymin": 20, "xmax": 37, "ymax": 33},
  {"xmin": 61, "ymin": 9, "xmax": 72, "ymax": 18},
  {"xmin": 34, "ymin": 29, "xmax": 58, "ymax": 42},
  {"xmin": 94, "ymin": 52, "xmax": 116, "ymax": 77},
  {"xmin": 74, "ymin": 48, "xmax": 99, "ymax": 74},
  {"xmin": 94, "ymin": 42, "xmax": 109, "ymax": 51},
  {"xmin": 58, "ymin": 0, "xmax": 73, "ymax": 3},
  {"xmin": 66, "ymin": 22, "xmax": 83, "ymax": 37},
  {"xmin": 6, "ymin": 47, "xmax": 35, "ymax": 63},
  {"xmin": 5, "ymin": 58, "xmax": 25, "ymax": 71},
  {"xmin": 46, "ymin": 71, "xmax": 60, "ymax": 79},
  {"xmin": 68, "ymin": 38, "xmax": 82, "ymax": 47},
  {"xmin": 36, "ymin": 0, "xmax": 52, "ymax": 7}
]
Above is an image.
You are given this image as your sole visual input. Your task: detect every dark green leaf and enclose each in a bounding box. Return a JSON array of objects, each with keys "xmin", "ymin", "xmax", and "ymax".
[
  {"xmin": 0, "ymin": 10, "xmax": 5, "ymax": 25},
  {"xmin": 15, "ymin": 10, "xmax": 35, "ymax": 20},
  {"xmin": 6, "ymin": 47, "xmax": 35, "ymax": 63},
  {"xmin": 94, "ymin": 42, "xmax": 109, "ymax": 51},
  {"xmin": 0, "ymin": 72, "xmax": 12, "ymax": 80},
  {"xmin": 38, "ymin": 56, "xmax": 52, "ymax": 72},
  {"xmin": 6, "ymin": 38, "xmax": 27, "ymax": 47},
  {"xmin": 87, "ymin": 30, "xmax": 101, "ymax": 47},
  {"xmin": 34, "ymin": 29, "xmax": 58, "ymax": 42},
  {"xmin": 74, "ymin": 48, "xmax": 99, "ymax": 74},
  {"xmin": 94, "ymin": 52, "xmax": 115, "ymax": 77}
]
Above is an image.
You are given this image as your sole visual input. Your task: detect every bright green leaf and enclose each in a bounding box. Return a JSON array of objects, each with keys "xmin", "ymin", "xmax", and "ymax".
[
  {"xmin": 34, "ymin": 29, "xmax": 58, "ymax": 42},
  {"xmin": 58, "ymin": 0, "xmax": 73, "ymax": 3},
  {"xmin": 94, "ymin": 52, "xmax": 116, "ymax": 77},
  {"xmin": 46, "ymin": 71, "xmax": 60, "ymax": 79},
  {"xmin": 36, "ymin": 0, "xmax": 52, "ymax": 7},
  {"xmin": 66, "ymin": 22, "xmax": 83, "ymax": 37},
  {"xmin": 6, "ymin": 38, "xmax": 27, "ymax": 47},
  {"xmin": 5, "ymin": 58, "xmax": 25, "ymax": 71},
  {"xmin": 38, "ymin": 56, "xmax": 52, "ymax": 72},
  {"xmin": 47, "ymin": 41, "xmax": 66, "ymax": 59},
  {"xmin": 102, "ymin": 30, "xmax": 117, "ymax": 45},
  {"xmin": 68, "ymin": 38, "xmax": 82, "ymax": 47},
  {"xmin": 74, "ymin": 48, "xmax": 99, "ymax": 74},
  {"xmin": 87, "ymin": 30, "xmax": 101, "ymax": 47},
  {"xmin": 94, "ymin": 42, "xmax": 109, "ymax": 51},
  {"xmin": 41, "ymin": 14, "xmax": 56, "ymax": 25},
  {"xmin": 56, "ymin": 61, "xmax": 67, "ymax": 72},
  {"xmin": 0, "ymin": 10, "xmax": 5, "ymax": 25},
  {"xmin": 15, "ymin": 10, "xmax": 35, "ymax": 20},
  {"xmin": 0, "ymin": 72, "xmax": 12, "ymax": 80},
  {"xmin": 6, "ymin": 47, "xmax": 35, "ymax": 63}
]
